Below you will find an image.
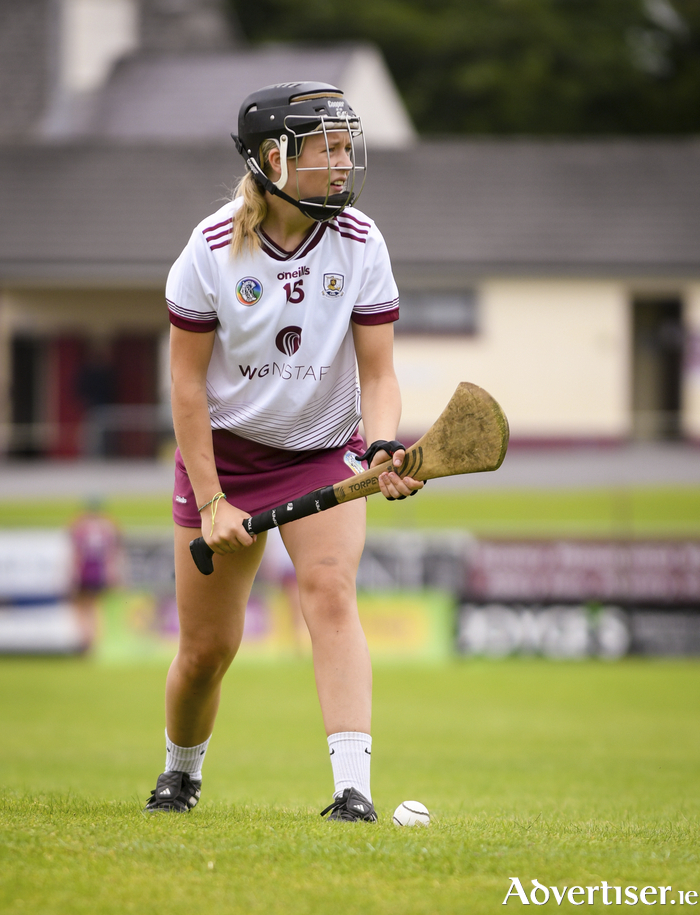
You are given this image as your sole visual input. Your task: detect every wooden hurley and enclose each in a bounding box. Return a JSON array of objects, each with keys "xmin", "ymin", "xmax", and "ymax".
[{"xmin": 190, "ymin": 382, "xmax": 509, "ymax": 575}]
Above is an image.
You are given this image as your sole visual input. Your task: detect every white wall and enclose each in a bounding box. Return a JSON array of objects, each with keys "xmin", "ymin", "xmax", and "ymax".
[
  {"xmin": 3, "ymin": 288, "xmax": 165, "ymax": 335},
  {"xmin": 61, "ymin": 0, "xmax": 139, "ymax": 93},
  {"xmin": 394, "ymin": 279, "xmax": 630, "ymax": 440},
  {"xmin": 683, "ymin": 282, "xmax": 700, "ymax": 441},
  {"xmin": 341, "ymin": 46, "xmax": 417, "ymax": 150}
]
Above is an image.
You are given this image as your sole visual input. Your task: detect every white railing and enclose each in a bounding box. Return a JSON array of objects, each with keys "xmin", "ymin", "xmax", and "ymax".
[{"xmin": 0, "ymin": 404, "xmax": 173, "ymax": 457}]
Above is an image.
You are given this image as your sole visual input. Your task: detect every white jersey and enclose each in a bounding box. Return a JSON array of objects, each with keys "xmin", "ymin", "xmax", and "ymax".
[{"xmin": 166, "ymin": 198, "xmax": 399, "ymax": 450}]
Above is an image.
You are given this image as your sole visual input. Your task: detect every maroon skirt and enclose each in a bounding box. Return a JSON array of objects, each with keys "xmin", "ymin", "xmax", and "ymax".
[{"xmin": 173, "ymin": 428, "xmax": 366, "ymax": 528}]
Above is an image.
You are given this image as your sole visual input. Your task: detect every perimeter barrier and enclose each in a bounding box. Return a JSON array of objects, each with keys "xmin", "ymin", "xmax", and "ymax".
[{"xmin": 0, "ymin": 530, "xmax": 698, "ymax": 658}]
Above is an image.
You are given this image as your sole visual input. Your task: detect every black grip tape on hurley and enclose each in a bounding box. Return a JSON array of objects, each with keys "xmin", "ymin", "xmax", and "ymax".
[
  {"xmin": 190, "ymin": 537, "xmax": 215, "ymax": 575},
  {"xmin": 243, "ymin": 484, "xmax": 339, "ymax": 535},
  {"xmin": 189, "ymin": 484, "xmax": 339, "ymax": 575}
]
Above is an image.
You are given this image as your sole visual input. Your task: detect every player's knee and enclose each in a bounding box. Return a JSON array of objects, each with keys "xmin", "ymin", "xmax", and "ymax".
[
  {"xmin": 300, "ymin": 578, "xmax": 358, "ymax": 631},
  {"xmin": 178, "ymin": 640, "xmax": 237, "ymax": 683},
  {"xmin": 298, "ymin": 561, "xmax": 355, "ymax": 606}
]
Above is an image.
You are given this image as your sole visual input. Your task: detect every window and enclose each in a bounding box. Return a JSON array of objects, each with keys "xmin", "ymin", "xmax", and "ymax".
[{"xmin": 631, "ymin": 296, "xmax": 684, "ymax": 441}]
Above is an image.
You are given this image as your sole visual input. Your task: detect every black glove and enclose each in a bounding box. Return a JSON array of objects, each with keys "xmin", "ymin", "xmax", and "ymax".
[
  {"xmin": 358, "ymin": 439, "xmax": 406, "ymax": 466},
  {"xmin": 358, "ymin": 439, "xmax": 423, "ymax": 501}
]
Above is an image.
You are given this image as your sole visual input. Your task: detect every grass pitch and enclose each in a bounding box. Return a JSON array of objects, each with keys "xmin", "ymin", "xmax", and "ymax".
[
  {"xmin": 0, "ymin": 486, "xmax": 699, "ymax": 537},
  {"xmin": 1, "ymin": 658, "xmax": 698, "ymax": 914}
]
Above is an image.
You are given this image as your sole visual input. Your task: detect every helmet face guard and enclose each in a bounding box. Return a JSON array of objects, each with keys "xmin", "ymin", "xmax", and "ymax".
[{"xmin": 232, "ymin": 82, "xmax": 367, "ymax": 221}]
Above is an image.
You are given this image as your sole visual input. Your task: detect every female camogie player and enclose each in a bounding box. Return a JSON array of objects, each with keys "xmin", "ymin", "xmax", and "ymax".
[{"xmin": 145, "ymin": 82, "xmax": 422, "ymax": 820}]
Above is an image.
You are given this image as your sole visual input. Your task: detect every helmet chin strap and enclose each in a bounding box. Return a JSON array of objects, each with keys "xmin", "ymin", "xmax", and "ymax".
[{"xmin": 231, "ymin": 134, "xmax": 353, "ymax": 222}]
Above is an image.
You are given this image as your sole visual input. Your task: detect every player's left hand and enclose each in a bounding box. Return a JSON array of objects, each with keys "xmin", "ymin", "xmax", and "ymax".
[{"xmin": 371, "ymin": 449, "xmax": 425, "ymax": 501}]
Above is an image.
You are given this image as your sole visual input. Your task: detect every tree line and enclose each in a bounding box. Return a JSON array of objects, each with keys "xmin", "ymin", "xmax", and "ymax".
[{"xmin": 228, "ymin": 0, "xmax": 700, "ymax": 134}]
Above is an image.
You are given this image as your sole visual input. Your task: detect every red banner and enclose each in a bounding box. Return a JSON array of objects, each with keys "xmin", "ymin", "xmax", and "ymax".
[{"xmin": 468, "ymin": 540, "xmax": 700, "ymax": 604}]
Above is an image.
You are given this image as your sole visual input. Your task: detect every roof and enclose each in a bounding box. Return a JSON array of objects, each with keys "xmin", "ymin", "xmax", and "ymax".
[
  {"xmin": 53, "ymin": 49, "xmax": 350, "ymax": 141},
  {"xmin": 0, "ymin": 144, "xmax": 233, "ymax": 286},
  {"xmin": 367, "ymin": 138, "xmax": 700, "ymax": 283},
  {"xmin": 1, "ymin": 138, "xmax": 699, "ymax": 286},
  {"xmin": 40, "ymin": 46, "xmax": 416, "ymax": 149}
]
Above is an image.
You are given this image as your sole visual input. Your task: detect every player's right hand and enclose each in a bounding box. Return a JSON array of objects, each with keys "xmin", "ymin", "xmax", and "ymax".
[
  {"xmin": 375, "ymin": 448, "xmax": 425, "ymax": 501},
  {"xmin": 201, "ymin": 498, "xmax": 256, "ymax": 554}
]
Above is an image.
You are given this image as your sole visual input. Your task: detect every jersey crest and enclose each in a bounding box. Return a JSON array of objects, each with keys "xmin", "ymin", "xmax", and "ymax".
[
  {"xmin": 236, "ymin": 277, "xmax": 263, "ymax": 306},
  {"xmin": 322, "ymin": 273, "xmax": 345, "ymax": 297}
]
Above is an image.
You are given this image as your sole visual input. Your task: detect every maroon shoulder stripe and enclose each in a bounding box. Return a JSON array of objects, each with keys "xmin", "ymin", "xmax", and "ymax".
[
  {"xmin": 169, "ymin": 312, "xmax": 219, "ymax": 333},
  {"xmin": 351, "ymin": 307, "xmax": 399, "ymax": 326},
  {"xmin": 203, "ymin": 217, "xmax": 233, "ymax": 235},
  {"xmin": 204, "ymin": 225, "xmax": 233, "ymax": 243},
  {"xmin": 209, "ymin": 237, "xmax": 232, "ymax": 251},
  {"xmin": 354, "ymin": 297, "xmax": 400, "ymax": 312},
  {"xmin": 337, "ymin": 212, "xmax": 371, "ymax": 230},
  {"xmin": 167, "ymin": 298, "xmax": 217, "ymax": 321},
  {"xmin": 328, "ymin": 223, "xmax": 367, "ymax": 244},
  {"xmin": 335, "ymin": 219, "xmax": 369, "ymax": 236},
  {"xmin": 203, "ymin": 218, "xmax": 233, "ymax": 251}
]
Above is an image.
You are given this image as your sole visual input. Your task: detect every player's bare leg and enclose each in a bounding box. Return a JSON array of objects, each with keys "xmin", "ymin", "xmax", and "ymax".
[
  {"xmin": 281, "ymin": 501, "xmax": 377, "ymax": 821},
  {"xmin": 145, "ymin": 524, "xmax": 267, "ymax": 812},
  {"xmin": 165, "ymin": 523, "xmax": 267, "ymax": 746},
  {"xmin": 281, "ymin": 500, "xmax": 370, "ymax": 735}
]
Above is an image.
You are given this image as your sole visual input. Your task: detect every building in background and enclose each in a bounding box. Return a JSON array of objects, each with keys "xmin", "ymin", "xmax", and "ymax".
[
  {"xmin": 1, "ymin": 0, "xmax": 699, "ymax": 458},
  {"xmin": 368, "ymin": 139, "xmax": 700, "ymax": 445}
]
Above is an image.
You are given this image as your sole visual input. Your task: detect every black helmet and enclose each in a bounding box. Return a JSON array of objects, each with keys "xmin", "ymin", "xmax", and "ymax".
[{"xmin": 231, "ymin": 81, "xmax": 367, "ymax": 221}]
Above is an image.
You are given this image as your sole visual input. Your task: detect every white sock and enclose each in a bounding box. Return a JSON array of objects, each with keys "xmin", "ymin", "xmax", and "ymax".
[
  {"xmin": 164, "ymin": 730, "xmax": 210, "ymax": 781},
  {"xmin": 328, "ymin": 731, "xmax": 372, "ymax": 801}
]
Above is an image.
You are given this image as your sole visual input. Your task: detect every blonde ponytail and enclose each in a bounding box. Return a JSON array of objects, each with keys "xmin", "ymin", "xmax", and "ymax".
[
  {"xmin": 230, "ymin": 173, "xmax": 267, "ymax": 257},
  {"xmin": 230, "ymin": 138, "xmax": 278, "ymax": 257}
]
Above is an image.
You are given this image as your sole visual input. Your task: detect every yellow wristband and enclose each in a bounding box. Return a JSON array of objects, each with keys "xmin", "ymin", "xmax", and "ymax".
[
  {"xmin": 197, "ymin": 491, "xmax": 227, "ymax": 538},
  {"xmin": 197, "ymin": 492, "xmax": 226, "ymax": 513}
]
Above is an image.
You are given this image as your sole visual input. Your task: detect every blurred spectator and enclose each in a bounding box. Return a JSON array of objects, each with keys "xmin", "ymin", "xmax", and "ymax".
[{"xmin": 69, "ymin": 499, "xmax": 121, "ymax": 651}]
